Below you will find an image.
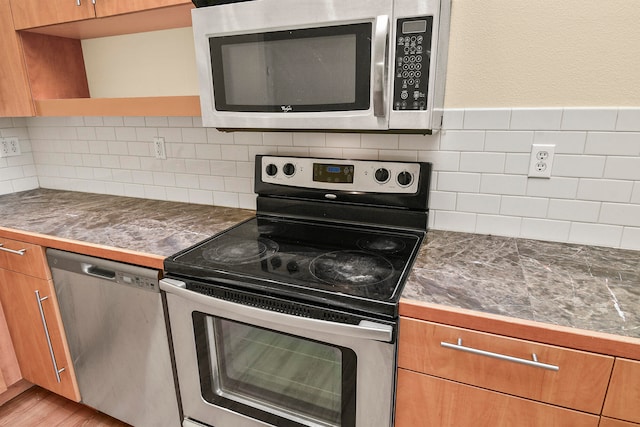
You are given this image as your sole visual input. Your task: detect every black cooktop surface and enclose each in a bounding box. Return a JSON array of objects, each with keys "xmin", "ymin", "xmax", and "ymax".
[{"xmin": 164, "ymin": 215, "xmax": 424, "ymax": 318}]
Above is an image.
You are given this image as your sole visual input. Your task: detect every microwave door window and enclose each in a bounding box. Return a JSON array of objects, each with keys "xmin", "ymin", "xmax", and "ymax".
[{"xmin": 210, "ymin": 23, "xmax": 371, "ymax": 113}]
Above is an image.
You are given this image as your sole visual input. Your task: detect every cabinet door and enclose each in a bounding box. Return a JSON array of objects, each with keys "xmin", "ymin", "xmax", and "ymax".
[
  {"xmin": 10, "ymin": 0, "xmax": 95, "ymax": 30},
  {"xmin": 398, "ymin": 318, "xmax": 614, "ymax": 414},
  {"xmin": 0, "ymin": 269, "xmax": 80, "ymax": 402},
  {"xmin": 600, "ymin": 418, "xmax": 640, "ymax": 427},
  {"xmin": 0, "ymin": 0, "xmax": 34, "ymax": 116},
  {"xmin": 95, "ymin": 0, "xmax": 191, "ymax": 17},
  {"xmin": 395, "ymin": 369, "xmax": 600, "ymax": 427},
  {"xmin": 0, "ymin": 301, "xmax": 21, "ymax": 390},
  {"xmin": 602, "ymin": 359, "xmax": 640, "ymax": 423}
]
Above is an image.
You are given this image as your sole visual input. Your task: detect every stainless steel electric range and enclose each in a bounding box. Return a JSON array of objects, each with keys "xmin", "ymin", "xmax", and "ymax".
[{"xmin": 161, "ymin": 155, "xmax": 432, "ymax": 427}]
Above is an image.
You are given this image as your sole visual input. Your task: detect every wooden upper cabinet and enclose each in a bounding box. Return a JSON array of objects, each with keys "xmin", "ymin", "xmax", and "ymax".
[
  {"xmin": 10, "ymin": 0, "xmax": 95, "ymax": 30},
  {"xmin": 602, "ymin": 358, "xmax": 640, "ymax": 424},
  {"xmin": 95, "ymin": 0, "xmax": 192, "ymax": 17},
  {"xmin": 0, "ymin": 0, "xmax": 34, "ymax": 116},
  {"xmin": 10, "ymin": 0, "xmax": 192, "ymax": 29}
]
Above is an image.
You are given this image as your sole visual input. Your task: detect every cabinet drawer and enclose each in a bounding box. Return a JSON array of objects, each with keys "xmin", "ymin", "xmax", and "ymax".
[
  {"xmin": 395, "ymin": 369, "xmax": 600, "ymax": 427},
  {"xmin": 600, "ymin": 418, "xmax": 640, "ymax": 427},
  {"xmin": 603, "ymin": 359, "xmax": 640, "ymax": 423},
  {"xmin": 0, "ymin": 238, "xmax": 50, "ymax": 279},
  {"xmin": 398, "ymin": 318, "xmax": 614, "ymax": 414}
]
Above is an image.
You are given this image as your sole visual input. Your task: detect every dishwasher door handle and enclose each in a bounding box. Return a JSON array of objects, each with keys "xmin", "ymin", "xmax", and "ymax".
[{"xmin": 81, "ymin": 263, "xmax": 116, "ymax": 280}]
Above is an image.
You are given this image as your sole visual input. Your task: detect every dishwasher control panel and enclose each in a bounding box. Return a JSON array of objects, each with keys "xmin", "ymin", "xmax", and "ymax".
[{"xmin": 116, "ymin": 272, "xmax": 158, "ymax": 291}]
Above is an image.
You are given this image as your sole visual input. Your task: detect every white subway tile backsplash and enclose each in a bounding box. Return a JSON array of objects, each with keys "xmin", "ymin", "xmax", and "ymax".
[
  {"xmin": 459, "ymin": 152, "xmax": 505, "ymax": 173},
  {"xmin": 603, "ymin": 157, "xmax": 640, "ymax": 180},
  {"xmin": 577, "ymin": 179, "xmax": 633, "ymax": 203},
  {"xmin": 526, "ymin": 177, "xmax": 579, "ymax": 199},
  {"xmin": 463, "ymin": 109, "xmax": 511, "ymax": 130},
  {"xmin": 621, "ymin": 227, "xmax": 640, "ymax": 250},
  {"xmin": 585, "ymin": 132, "xmax": 640, "ymax": 156},
  {"xmin": 475, "ymin": 214, "xmax": 522, "ymax": 237},
  {"xmin": 456, "ymin": 193, "xmax": 501, "ymax": 214},
  {"xmin": 480, "ymin": 174, "xmax": 527, "ymax": 195},
  {"xmin": 616, "ymin": 108, "xmax": 640, "ymax": 132},
  {"xmin": 440, "ymin": 130, "xmax": 485, "ymax": 151},
  {"xmin": 561, "ymin": 108, "xmax": 618, "ymax": 131},
  {"xmin": 1, "ymin": 108, "xmax": 637, "ymax": 250},
  {"xmin": 510, "ymin": 108, "xmax": 563, "ymax": 130},
  {"xmin": 520, "ymin": 218, "xmax": 571, "ymax": 242},
  {"xmin": 600, "ymin": 203, "xmax": 640, "ymax": 227},
  {"xmin": 568, "ymin": 223, "xmax": 623, "ymax": 247},
  {"xmin": 533, "ymin": 131, "xmax": 587, "ymax": 154},
  {"xmin": 437, "ymin": 172, "xmax": 481, "ymax": 192},
  {"xmin": 484, "ymin": 131, "xmax": 533, "ymax": 153},
  {"xmin": 547, "ymin": 199, "xmax": 601, "ymax": 222},
  {"xmin": 552, "ymin": 155, "xmax": 605, "ymax": 178},
  {"xmin": 500, "ymin": 196, "xmax": 548, "ymax": 218},
  {"xmin": 433, "ymin": 210, "xmax": 477, "ymax": 232}
]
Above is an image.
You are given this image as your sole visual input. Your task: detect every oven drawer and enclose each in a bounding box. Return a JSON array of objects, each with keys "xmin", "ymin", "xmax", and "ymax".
[
  {"xmin": 397, "ymin": 318, "xmax": 614, "ymax": 414},
  {"xmin": 0, "ymin": 237, "xmax": 50, "ymax": 279},
  {"xmin": 395, "ymin": 369, "xmax": 600, "ymax": 427}
]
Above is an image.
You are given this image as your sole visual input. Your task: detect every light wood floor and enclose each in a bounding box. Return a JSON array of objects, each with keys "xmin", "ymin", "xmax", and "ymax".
[{"xmin": 0, "ymin": 386, "xmax": 130, "ymax": 427}]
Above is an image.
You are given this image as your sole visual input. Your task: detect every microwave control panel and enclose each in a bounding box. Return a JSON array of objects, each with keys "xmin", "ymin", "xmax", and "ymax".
[{"xmin": 392, "ymin": 16, "xmax": 433, "ymax": 111}]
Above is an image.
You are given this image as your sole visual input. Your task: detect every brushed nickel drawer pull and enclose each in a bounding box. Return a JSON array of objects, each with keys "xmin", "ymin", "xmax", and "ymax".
[
  {"xmin": 0, "ymin": 244, "xmax": 26, "ymax": 256},
  {"xmin": 35, "ymin": 291, "xmax": 66, "ymax": 383},
  {"xmin": 441, "ymin": 338, "xmax": 560, "ymax": 371},
  {"xmin": 76, "ymin": 0, "xmax": 81, "ymax": 5}
]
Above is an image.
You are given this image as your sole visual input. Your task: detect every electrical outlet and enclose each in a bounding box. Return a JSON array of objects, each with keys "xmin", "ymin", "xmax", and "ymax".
[
  {"xmin": 0, "ymin": 139, "xmax": 9, "ymax": 158},
  {"xmin": 6, "ymin": 137, "xmax": 20, "ymax": 156},
  {"xmin": 528, "ymin": 144, "xmax": 555, "ymax": 178},
  {"xmin": 153, "ymin": 137, "xmax": 166, "ymax": 159}
]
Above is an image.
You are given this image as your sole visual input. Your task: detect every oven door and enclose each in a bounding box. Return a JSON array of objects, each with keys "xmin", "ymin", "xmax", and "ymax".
[
  {"xmin": 160, "ymin": 278, "xmax": 396, "ymax": 427},
  {"xmin": 192, "ymin": 0, "xmax": 392, "ymax": 130}
]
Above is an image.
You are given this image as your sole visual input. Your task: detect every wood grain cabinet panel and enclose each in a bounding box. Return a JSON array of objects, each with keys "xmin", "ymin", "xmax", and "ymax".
[
  {"xmin": 600, "ymin": 418, "xmax": 640, "ymax": 427},
  {"xmin": 0, "ymin": 0, "xmax": 34, "ymax": 116},
  {"xmin": 398, "ymin": 317, "xmax": 614, "ymax": 414},
  {"xmin": 9, "ymin": 0, "xmax": 95, "ymax": 30},
  {"xmin": 95, "ymin": 0, "xmax": 191, "ymax": 17},
  {"xmin": 602, "ymin": 359, "xmax": 640, "ymax": 423},
  {"xmin": 0, "ymin": 242, "xmax": 80, "ymax": 403},
  {"xmin": 10, "ymin": 0, "xmax": 190, "ymax": 29},
  {"xmin": 0, "ymin": 238, "xmax": 51, "ymax": 280},
  {"xmin": 395, "ymin": 369, "xmax": 600, "ymax": 427}
]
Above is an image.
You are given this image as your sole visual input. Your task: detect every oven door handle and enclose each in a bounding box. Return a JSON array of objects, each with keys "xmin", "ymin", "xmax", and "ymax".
[{"xmin": 160, "ymin": 278, "xmax": 393, "ymax": 343}]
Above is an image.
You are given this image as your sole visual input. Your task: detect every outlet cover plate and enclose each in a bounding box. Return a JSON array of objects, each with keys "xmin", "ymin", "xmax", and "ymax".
[{"xmin": 528, "ymin": 144, "xmax": 555, "ymax": 178}]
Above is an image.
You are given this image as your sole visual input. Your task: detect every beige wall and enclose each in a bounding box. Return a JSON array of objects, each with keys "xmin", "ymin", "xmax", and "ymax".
[
  {"xmin": 80, "ymin": 1, "xmax": 640, "ymax": 107},
  {"xmin": 445, "ymin": 0, "xmax": 640, "ymax": 107}
]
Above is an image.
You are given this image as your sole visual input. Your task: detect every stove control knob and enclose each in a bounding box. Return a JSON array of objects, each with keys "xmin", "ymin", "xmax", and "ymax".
[
  {"xmin": 374, "ymin": 167, "xmax": 390, "ymax": 183},
  {"xmin": 283, "ymin": 163, "xmax": 296, "ymax": 176},
  {"xmin": 265, "ymin": 164, "xmax": 278, "ymax": 176},
  {"xmin": 286, "ymin": 260, "xmax": 299, "ymax": 273},
  {"xmin": 397, "ymin": 171, "xmax": 413, "ymax": 187}
]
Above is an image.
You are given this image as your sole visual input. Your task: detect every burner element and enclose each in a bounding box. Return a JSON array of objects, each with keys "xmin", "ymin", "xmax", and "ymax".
[
  {"xmin": 202, "ymin": 238, "xmax": 278, "ymax": 265},
  {"xmin": 357, "ymin": 236, "xmax": 407, "ymax": 253},
  {"xmin": 310, "ymin": 250, "xmax": 394, "ymax": 286}
]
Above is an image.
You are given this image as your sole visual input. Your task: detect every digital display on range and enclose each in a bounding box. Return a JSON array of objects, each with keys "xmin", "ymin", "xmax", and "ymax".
[{"xmin": 313, "ymin": 163, "xmax": 354, "ymax": 183}]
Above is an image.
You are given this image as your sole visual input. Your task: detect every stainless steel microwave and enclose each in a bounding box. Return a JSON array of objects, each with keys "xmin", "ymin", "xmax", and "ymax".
[{"xmin": 192, "ymin": 0, "xmax": 451, "ymax": 132}]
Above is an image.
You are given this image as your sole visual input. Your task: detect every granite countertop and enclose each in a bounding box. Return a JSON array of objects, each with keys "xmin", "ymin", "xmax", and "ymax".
[{"xmin": 1, "ymin": 189, "xmax": 639, "ymax": 347}]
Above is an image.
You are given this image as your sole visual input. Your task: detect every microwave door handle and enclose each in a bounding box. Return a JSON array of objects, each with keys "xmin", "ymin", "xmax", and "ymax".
[
  {"xmin": 160, "ymin": 278, "xmax": 393, "ymax": 343},
  {"xmin": 373, "ymin": 15, "xmax": 389, "ymax": 117}
]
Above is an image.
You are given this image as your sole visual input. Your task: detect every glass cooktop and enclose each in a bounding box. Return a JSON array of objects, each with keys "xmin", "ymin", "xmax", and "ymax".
[{"xmin": 164, "ymin": 216, "xmax": 424, "ymax": 318}]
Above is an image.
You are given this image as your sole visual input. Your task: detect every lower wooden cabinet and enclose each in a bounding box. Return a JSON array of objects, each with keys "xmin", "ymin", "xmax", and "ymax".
[
  {"xmin": 0, "ymin": 268, "xmax": 80, "ymax": 401},
  {"xmin": 600, "ymin": 418, "xmax": 640, "ymax": 427},
  {"xmin": 602, "ymin": 358, "xmax": 640, "ymax": 424},
  {"xmin": 395, "ymin": 369, "xmax": 600, "ymax": 427}
]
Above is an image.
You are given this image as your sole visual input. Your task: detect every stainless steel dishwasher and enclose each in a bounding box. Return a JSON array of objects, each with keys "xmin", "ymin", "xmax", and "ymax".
[{"xmin": 46, "ymin": 249, "xmax": 181, "ymax": 427}]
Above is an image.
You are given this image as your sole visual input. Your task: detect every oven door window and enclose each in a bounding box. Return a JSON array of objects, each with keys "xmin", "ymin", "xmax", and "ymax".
[
  {"xmin": 193, "ymin": 313, "xmax": 356, "ymax": 427},
  {"xmin": 209, "ymin": 23, "xmax": 372, "ymax": 113}
]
